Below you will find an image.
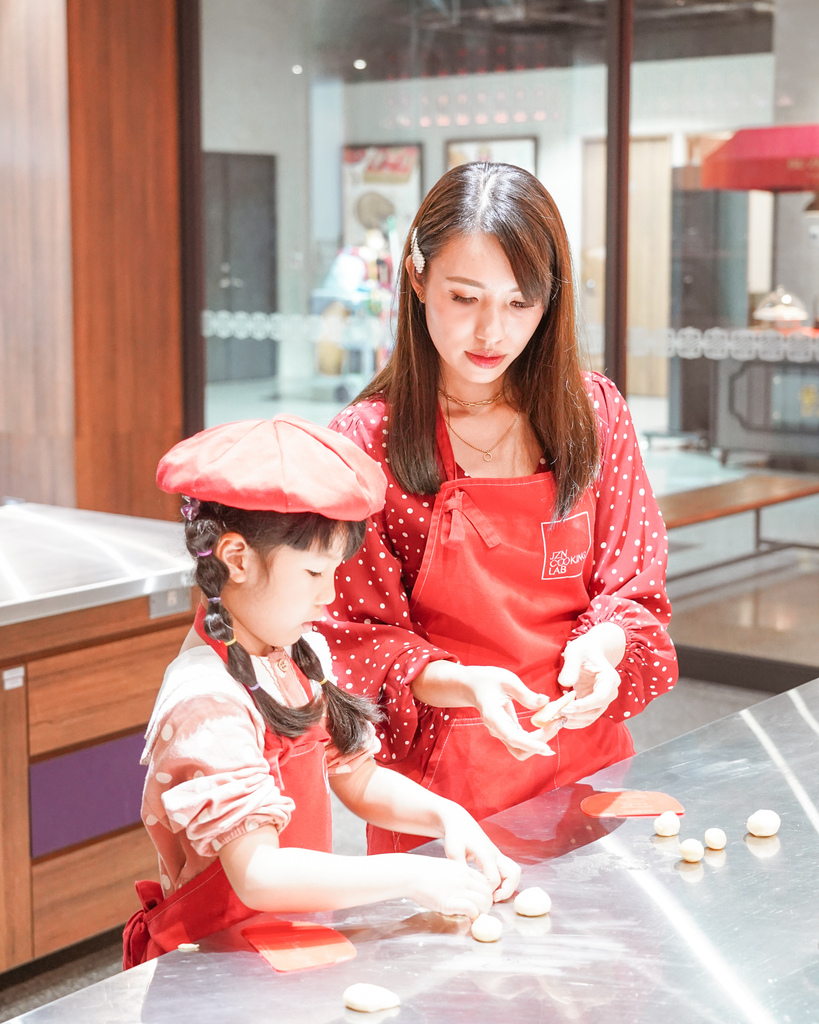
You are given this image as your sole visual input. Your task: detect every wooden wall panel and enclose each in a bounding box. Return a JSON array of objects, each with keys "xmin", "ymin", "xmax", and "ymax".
[
  {"xmin": 0, "ymin": 0, "xmax": 75, "ymax": 506},
  {"xmin": 28, "ymin": 623, "xmax": 191, "ymax": 756},
  {"xmin": 32, "ymin": 826, "xmax": 157, "ymax": 958},
  {"xmin": 67, "ymin": 0, "xmax": 184, "ymax": 519},
  {"xmin": 0, "ymin": 684, "xmax": 33, "ymax": 971}
]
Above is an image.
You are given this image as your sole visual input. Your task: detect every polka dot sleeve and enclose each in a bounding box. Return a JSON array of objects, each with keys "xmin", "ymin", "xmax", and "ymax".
[
  {"xmin": 144, "ymin": 695, "xmax": 295, "ymax": 860},
  {"xmin": 319, "ymin": 402, "xmax": 457, "ymax": 765},
  {"xmin": 570, "ymin": 374, "xmax": 679, "ymax": 721}
]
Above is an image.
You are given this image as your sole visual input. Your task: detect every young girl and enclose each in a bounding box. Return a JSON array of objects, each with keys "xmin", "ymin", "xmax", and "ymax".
[{"xmin": 123, "ymin": 415, "xmax": 518, "ymax": 967}]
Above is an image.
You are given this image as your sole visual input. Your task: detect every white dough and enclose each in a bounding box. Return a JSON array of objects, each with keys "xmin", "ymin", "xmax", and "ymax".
[
  {"xmin": 654, "ymin": 811, "xmax": 681, "ymax": 837},
  {"xmin": 679, "ymin": 838, "xmax": 705, "ymax": 863},
  {"xmin": 343, "ymin": 984, "xmax": 401, "ymax": 1013},
  {"xmin": 704, "ymin": 827, "xmax": 726, "ymax": 850},
  {"xmin": 176, "ymin": 942, "xmax": 199, "ymax": 952},
  {"xmin": 470, "ymin": 914, "xmax": 503, "ymax": 942},
  {"xmin": 746, "ymin": 809, "xmax": 780, "ymax": 838},
  {"xmin": 514, "ymin": 887, "xmax": 551, "ymax": 917}
]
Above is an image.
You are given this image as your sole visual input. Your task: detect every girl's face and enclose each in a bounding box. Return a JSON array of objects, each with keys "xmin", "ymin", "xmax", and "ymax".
[
  {"xmin": 217, "ymin": 535, "xmax": 346, "ymax": 654},
  {"xmin": 407, "ymin": 232, "xmax": 545, "ymax": 396}
]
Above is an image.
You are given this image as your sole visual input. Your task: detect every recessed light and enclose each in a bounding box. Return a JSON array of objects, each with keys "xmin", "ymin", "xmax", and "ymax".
[
  {"xmin": 292, "ymin": 64, "xmax": 303, "ymax": 75},
  {"xmin": 353, "ymin": 59, "xmax": 367, "ymax": 70}
]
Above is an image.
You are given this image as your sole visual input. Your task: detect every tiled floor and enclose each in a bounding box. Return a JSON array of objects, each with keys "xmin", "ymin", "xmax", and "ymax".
[{"xmin": 2, "ymin": 383, "xmax": 816, "ymax": 1019}]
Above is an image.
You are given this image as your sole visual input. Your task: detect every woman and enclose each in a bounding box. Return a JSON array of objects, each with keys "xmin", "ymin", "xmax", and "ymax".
[{"xmin": 318, "ymin": 162, "xmax": 678, "ymax": 853}]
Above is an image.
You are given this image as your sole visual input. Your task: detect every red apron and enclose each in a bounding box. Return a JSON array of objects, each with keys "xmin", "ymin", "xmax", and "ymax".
[
  {"xmin": 123, "ymin": 615, "xmax": 331, "ymax": 968},
  {"xmin": 367, "ymin": 427, "xmax": 634, "ymax": 854}
]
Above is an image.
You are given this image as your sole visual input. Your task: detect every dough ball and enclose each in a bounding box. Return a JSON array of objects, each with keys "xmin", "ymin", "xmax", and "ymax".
[
  {"xmin": 704, "ymin": 827, "xmax": 727, "ymax": 850},
  {"xmin": 514, "ymin": 886, "xmax": 551, "ymax": 917},
  {"xmin": 531, "ymin": 691, "xmax": 575, "ymax": 727},
  {"xmin": 746, "ymin": 809, "xmax": 780, "ymax": 838},
  {"xmin": 470, "ymin": 914, "xmax": 503, "ymax": 942},
  {"xmin": 679, "ymin": 838, "xmax": 704, "ymax": 863},
  {"xmin": 343, "ymin": 983, "xmax": 401, "ymax": 1013},
  {"xmin": 654, "ymin": 811, "xmax": 681, "ymax": 837}
]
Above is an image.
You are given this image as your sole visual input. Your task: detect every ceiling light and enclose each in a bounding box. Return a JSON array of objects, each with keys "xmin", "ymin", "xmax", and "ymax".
[{"xmin": 353, "ymin": 59, "xmax": 367, "ymax": 70}]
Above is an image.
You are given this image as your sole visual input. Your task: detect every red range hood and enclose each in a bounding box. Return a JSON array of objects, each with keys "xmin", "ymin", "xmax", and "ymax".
[{"xmin": 701, "ymin": 124, "xmax": 819, "ymax": 192}]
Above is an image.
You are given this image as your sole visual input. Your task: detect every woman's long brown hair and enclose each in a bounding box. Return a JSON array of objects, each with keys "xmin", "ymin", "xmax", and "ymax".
[{"xmin": 357, "ymin": 162, "xmax": 599, "ymax": 520}]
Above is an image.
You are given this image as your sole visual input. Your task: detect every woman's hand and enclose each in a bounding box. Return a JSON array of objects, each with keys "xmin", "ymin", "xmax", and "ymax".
[
  {"xmin": 412, "ymin": 661, "xmax": 556, "ymax": 760},
  {"xmin": 558, "ymin": 623, "xmax": 626, "ymax": 728},
  {"xmin": 440, "ymin": 807, "xmax": 521, "ymax": 903}
]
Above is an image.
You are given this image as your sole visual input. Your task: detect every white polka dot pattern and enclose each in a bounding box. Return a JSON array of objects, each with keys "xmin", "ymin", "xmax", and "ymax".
[{"xmin": 320, "ymin": 373, "xmax": 678, "ymax": 766}]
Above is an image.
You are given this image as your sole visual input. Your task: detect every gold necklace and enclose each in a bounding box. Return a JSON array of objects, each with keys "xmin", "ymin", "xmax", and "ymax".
[
  {"xmin": 445, "ymin": 406, "xmax": 520, "ymax": 462},
  {"xmin": 439, "ymin": 389, "xmax": 504, "ymax": 409}
]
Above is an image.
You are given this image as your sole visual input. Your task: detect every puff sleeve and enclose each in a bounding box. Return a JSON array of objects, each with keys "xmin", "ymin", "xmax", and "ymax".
[
  {"xmin": 569, "ymin": 375, "xmax": 678, "ymax": 720},
  {"xmin": 144, "ymin": 694, "xmax": 295, "ymax": 858}
]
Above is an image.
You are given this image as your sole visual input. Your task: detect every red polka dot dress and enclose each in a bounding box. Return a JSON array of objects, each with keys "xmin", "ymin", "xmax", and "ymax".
[{"xmin": 317, "ymin": 372, "xmax": 678, "ymax": 840}]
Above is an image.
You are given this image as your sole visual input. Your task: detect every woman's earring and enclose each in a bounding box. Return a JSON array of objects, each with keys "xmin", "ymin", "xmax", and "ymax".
[{"xmin": 411, "ymin": 228, "xmax": 425, "ymax": 275}]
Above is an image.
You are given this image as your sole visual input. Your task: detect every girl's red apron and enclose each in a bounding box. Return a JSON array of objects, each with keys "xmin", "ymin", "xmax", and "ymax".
[
  {"xmin": 123, "ymin": 614, "xmax": 331, "ymax": 968},
  {"xmin": 367, "ymin": 424, "xmax": 634, "ymax": 854}
]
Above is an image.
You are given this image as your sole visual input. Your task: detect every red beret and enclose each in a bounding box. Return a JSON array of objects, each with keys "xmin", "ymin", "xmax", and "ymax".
[{"xmin": 156, "ymin": 415, "xmax": 387, "ymax": 519}]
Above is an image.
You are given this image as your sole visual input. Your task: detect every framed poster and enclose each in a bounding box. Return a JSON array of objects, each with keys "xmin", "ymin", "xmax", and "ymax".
[
  {"xmin": 445, "ymin": 137, "xmax": 538, "ymax": 175},
  {"xmin": 341, "ymin": 144, "xmax": 423, "ymax": 249}
]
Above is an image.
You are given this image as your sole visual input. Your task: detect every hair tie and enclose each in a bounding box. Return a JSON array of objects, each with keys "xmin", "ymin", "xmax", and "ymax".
[
  {"xmin": 318, "ymin": 677, "xmax": 329, "ymax": 687},
  {"xmin": 197, "ymin": 549, "xmax": 213, "ymax": 558},
  {"xmin": 247, "ymin": 681, "xmax": 261, "ymax": 691},
  {"xmin": 224, "ymin": 637, "xmax": 238, "ymax": 647},
  {"xmin": 207, "ymin": 596, "xmax": 221, "ymax": 603}
]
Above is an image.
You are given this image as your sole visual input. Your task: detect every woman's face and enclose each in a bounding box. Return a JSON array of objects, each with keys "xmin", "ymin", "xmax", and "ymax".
[{"xmin": 407, "ymin": 232, "xmax": 545, "ymax": 395}]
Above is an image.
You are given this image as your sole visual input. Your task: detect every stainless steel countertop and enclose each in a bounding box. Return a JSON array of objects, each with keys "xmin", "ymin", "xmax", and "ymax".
[
  {"xmin": 0, "ymin": 504, "xmax": 191, "ymax": 626},
  {"xmin": 10, "ymin": 679, "xmax": 819, "ymax": 1023}
]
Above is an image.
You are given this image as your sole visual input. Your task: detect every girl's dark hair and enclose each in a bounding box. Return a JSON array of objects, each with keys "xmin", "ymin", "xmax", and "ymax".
[
  {"xmin": 185, "ymin": 502, "xmax": 379, "ymax": 755},
  {"xmin": 357, "ymin": 161, "xmax": 599, "ymax": 520}
]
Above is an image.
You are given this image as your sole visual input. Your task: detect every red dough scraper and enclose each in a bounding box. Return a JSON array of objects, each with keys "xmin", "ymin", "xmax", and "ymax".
[
  {"xmin": 580, "ymin": 791, "xmax": 684, "ymax": 818},
  {"xmin": 242, "ymin": 920, "xmax": 357, "ymax": 972}
]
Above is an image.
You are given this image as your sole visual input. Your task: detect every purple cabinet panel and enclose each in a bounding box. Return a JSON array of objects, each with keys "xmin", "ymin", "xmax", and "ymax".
[{"xmin": 29, "ymin": 732, "xmax": 147, "ymax": 858}]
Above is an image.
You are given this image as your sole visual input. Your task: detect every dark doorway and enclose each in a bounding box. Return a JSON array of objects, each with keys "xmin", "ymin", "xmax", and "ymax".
[{"xmin": 203, "ymin": 152, "xmax": 278, "ymax": 382}]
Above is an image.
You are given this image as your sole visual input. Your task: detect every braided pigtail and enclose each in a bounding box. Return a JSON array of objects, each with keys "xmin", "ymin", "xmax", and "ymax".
[
  {"xmin": 183, "ymin": 501, "xmax": 379, "ymax": 750},
  {"xmin": 291, "ymin": 638, "xmax": 381, "ymax": 755},
  {"xmin": 184, "ymin": 505, "xmax": 323, "ymax": 739}
]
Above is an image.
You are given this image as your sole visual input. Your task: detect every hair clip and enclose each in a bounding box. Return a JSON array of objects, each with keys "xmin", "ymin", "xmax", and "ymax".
[
  {"xmin": 181, "ymin": 498, "xmax": 201, "ymax": 522},
  {"xmin": 196, "ymin": 549, "xmax": 213, "ymax": 558},
  {"xmin": 410, "ymin": 228, "xmax": 425, "ymax": 275}
]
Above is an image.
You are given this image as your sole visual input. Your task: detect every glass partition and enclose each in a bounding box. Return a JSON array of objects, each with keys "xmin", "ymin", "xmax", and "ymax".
[
  {"xmin": 628, "ymin": 0, "xmax": 819, "ymax": 673},
  {"xmin": 199, "ymin": 0, "xmax": 608, "ymax": 427}
]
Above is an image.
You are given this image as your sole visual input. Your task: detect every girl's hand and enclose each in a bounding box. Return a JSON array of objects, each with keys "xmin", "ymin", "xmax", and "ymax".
[
  {"xmin": 404, "ymin": 856, "xmax": 493, "ymax": 919},
  {"xmin": 412, "ymin": 662, "xmax": 555, "ymax": 760},
  {"xmin": 441, "ymin": 808, "xmax": 521, "ymax": 903},
  {"xmin": 558, "ymin": 623, "xmax": 626, "ymax": 728}
]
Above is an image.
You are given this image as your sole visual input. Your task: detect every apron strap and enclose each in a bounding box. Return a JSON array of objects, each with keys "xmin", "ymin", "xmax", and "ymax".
[{"xmin": 441, "ymin": 489, "xmax": 502, "ymax": 549}]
